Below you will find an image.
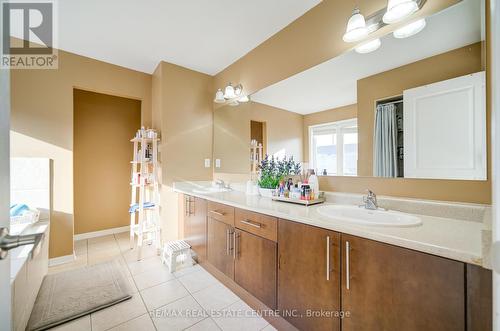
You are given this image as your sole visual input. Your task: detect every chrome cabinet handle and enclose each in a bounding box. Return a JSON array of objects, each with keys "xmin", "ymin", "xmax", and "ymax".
[
  {"xmin": 190, "ymin": 197, "xmax": 195, "ymax": 216},
  {"xmin": 240, "ymin": 219, "xmax": 262, "ymax": 228},
  {"xmin": 226, "ymin": 227, "xmax": 230, "ymax": 255},
  {"xmin": 185, "ymin": 196, "xmax": 189, "ymax": 216},
  {"xmin": 346, "ymin": 241, "xmax": 350, "ymax": 290},
  {"xmin": 326, "ymin": 236, "xmax": 330, "ymax": 281},
  {"xmin": 211, "ymin": 210, "xmax": 225, "ymax": 217},
  {"xmin": 233, "ymin": 231, "xmax": 237, "ymax": 259}
]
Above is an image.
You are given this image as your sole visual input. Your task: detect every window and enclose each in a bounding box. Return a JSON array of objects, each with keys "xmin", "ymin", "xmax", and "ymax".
[{"xmin": 309, "ymin": 119, "xmax": 358, "ymax": 176}]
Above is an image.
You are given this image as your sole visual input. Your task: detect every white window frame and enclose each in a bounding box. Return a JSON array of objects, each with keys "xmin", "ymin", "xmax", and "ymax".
[{"xmin": 309, "ymin": 118, "xmax": 358, "ymax": 176}]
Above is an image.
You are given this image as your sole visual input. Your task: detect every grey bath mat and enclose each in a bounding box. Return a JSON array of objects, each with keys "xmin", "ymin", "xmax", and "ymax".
[{"xmin": 27, "ymin": 259, "xmax": 133, "ymax": 331}]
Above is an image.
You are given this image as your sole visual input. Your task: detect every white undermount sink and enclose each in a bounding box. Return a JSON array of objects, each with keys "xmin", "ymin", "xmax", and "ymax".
[
  {"xmin": 192, "ymin": 187, "xmax": 231, "ymax": 194},
  {"xmin": 317, "ymin": 204, "xmax": 422, "ymax": 227}
]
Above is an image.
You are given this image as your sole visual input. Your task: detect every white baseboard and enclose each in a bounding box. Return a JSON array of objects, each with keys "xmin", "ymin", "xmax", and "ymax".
[
  {"xmin": 49, "ymin": 252, "xmax": 75, "ymax": 267},
  {"xmin": 74, "ymin": 225, "xmax": 130, "ymax": 241}
]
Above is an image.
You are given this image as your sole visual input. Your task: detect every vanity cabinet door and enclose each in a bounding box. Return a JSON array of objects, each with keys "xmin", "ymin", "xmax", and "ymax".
[
  {"xmin": 207, "ymin": 217, "xmax": 234, "ymax": 279},
  {"xmin": 184, "ymin": 196, "xmax": 207, "ymax": 262},
  {"xmin": 341, "ymin": 234, "xmax": 465, "ymax": 331},
  {"xmin": 278, "ymin": 219, "xmax": 340, "ymax": 331},
  {"xmin": 234, "ymin": 229, "xmax": 277, "ymax": 309}
]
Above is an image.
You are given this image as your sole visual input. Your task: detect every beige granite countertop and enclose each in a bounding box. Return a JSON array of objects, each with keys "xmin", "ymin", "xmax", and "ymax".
[{"xmin": 174, "ymin": 181, "xmax": 491, "ymax": 268}]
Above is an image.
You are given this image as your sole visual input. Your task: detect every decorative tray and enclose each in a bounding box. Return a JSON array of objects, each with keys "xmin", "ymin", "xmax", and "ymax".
[{"xmin": 272, "ymin": 193, "xmax": 325, "ymax": 206}]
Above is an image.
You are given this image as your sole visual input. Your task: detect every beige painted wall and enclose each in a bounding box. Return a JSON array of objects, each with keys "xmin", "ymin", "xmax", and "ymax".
[
  {"xmin": 73, "ymin": 89, "xmax": 141, "ymax": 234},
  {"xmin": 302, "ymin": 103, "xmax": 357, "ymax": 163},
  {"xmin": 10, "ymin": 48, "xmax": 152, "ymax": 258},
  {"xmin": 151, "ymin": 62, "xmax": 213, "ymax": 242},
  {"xmin": 214, "ymin": 101, "xmax": 303, "ymax": 174},
  {"xmin": 214, "ymin": 0, "xmax": 459, "ymax": 97}
]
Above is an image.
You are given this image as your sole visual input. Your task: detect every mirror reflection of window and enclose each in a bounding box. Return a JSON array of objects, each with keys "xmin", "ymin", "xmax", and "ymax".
[{"xmin": 310, "ymin": 119, "xmax": 358, "ymax": 176}]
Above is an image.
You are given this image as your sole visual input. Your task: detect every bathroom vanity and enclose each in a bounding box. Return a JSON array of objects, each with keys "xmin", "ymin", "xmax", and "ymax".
[{"xmin": 177, "ymin": 182, "xmax": 492, "ymax": 331}]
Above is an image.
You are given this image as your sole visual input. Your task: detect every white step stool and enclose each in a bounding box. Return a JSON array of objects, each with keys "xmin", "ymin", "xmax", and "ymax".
[{"xmin": 161, "ymin": 240, "xmax": 193, "ymax": 272}]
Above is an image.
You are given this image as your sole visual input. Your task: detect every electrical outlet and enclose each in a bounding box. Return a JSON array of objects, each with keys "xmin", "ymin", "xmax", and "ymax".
[
  {"xmin": 204, "ymin": 158, "xmax": 211, "ymax": 168},
  {"xmin": 215, "ymin": 159, "xmax": 221, "ymax": 168}
]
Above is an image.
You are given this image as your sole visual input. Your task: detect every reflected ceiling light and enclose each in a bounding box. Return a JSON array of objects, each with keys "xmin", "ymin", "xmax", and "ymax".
[
  {"xmin": 214, "ymin": 88, "xmax": 225, "ymax": 103},
  {"xmin": 393, "ymin": 18, "xmax": 426, "ymax": 38},
  {"xmin": 383, "ymin": 0, "xmax": 418, "ymax": 24},
  {"xmin": 343, "ymin": 8, "xmax": 368, "ymax": 43},
  {"xmin": 355, "ymin": 38, "xmax": 381, "ymax": 54}
]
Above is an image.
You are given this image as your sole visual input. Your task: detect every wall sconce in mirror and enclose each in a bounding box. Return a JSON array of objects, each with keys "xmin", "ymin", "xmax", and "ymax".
[{"xmin": 214, "ymin": 82, "xmax": 250, "ymax": 106}]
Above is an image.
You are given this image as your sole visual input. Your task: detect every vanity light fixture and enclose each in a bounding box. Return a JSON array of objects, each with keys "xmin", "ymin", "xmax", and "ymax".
[
  {"xmin": 382, "ymin": 0, "xmax": 418, "ymax": 24},
  {"xmin": 214, "ymin": 82, "xmax": 249, "ymax": 105},
  {"xmin": 393, "ymin": 18, "xmax": 426, "ymax": 38},
  {"xmin": 355, "ymin": 38, "xmax": 381, "ymax": 54},
  {"xmin": 342, "ymin": 8, "xmax": 369, "ymax": 43}
]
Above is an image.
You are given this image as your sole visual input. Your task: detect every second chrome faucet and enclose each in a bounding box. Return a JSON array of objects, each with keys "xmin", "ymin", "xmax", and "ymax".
[{"xmin": 361, "ymin": 189, "xmax": 378, "ymax": 210}]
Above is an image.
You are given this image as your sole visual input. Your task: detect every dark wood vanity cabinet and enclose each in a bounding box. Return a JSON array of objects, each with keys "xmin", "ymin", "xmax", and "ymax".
[
  {"xmin": 341, "ymin": 234, "xmax": 465, "ymax": 331},
  {"xmin": 234, "ymin": 228, "xmax": 277, "ymax": 309},
  {"xmin": 185, "ymin": 198, "xmax": 491, "ymax": 331},
  {"xmin": 207, "ymin": 217, "xmax": 235, "ymax": 279},
  {"xmin": 183, "ymin": 195, "xmax": 207, "ymax": 262},
  {"xmin": 278, "ymin": 219, "xmax": 341, "ymax": 331},
  {"xmin": 206, "ymin": 204, "xmax": 278, "ymax": 309}
]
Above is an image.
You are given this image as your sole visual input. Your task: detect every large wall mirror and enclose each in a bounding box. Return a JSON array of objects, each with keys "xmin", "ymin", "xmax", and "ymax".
[{"xmin": 213, "ymin": 0, "xmax": 486, "ymax": 181}]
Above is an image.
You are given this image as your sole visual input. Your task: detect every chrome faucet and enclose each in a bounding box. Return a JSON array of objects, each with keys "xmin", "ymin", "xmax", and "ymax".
[
  {"xmin": 362, "ymin": 189, "xmax": 378, "ymax": 210},
  {"xmin": 215, "ymin": 179, "xmax": 231, "ymax": 190}
]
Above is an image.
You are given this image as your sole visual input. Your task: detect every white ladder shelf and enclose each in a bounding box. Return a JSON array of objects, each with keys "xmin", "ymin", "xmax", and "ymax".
[{"xmin": 129, "ymin": 128, "xmax": 161, "ymax": 260}]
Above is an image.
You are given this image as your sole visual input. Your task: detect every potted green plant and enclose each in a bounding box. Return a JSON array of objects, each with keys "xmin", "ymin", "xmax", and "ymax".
[{"xmin": 258, "ymin": 155, "xmax": 301, "ymax": 197}]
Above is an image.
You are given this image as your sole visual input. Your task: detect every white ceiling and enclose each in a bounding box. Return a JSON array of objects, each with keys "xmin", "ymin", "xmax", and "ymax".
[
  {"xmin": 251, "ymin": 0, "xmax": 483, "ymax": 115},
  {"xmin": 44, "ymin": 0, "xmax": 320, "ymax": 74}
]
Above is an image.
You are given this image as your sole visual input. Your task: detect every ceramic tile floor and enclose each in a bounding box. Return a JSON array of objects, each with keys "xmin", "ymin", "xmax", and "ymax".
[{"xmin": 48, "ymin": 232, "xmax": 276, "ymax": 331}]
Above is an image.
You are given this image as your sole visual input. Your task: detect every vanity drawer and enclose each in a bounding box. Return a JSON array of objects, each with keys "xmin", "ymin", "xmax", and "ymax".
[
  {"xmin": 207, "ymin": 201, "xmax": 234, "ymax": 226},
  {"xmin": 235, "ymin": 208, "xmax": 277, "ymax": 242}
]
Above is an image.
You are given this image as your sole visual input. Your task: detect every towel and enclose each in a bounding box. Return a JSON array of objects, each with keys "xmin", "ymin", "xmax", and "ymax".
[
  {"xmin": 10, "ymin": 204, "xmax": 30, "ymax": 217},
  {"xmin": 128, "ymin": 202, "xmax": 155, "ymax": 213}
]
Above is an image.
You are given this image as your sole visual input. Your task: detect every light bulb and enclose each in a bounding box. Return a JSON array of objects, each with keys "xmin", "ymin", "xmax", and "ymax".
[
  {"xmin": 214, "ymin": 88, "xmax": 225, "ymax": 103},
  {"xmin": 355, "ymin": 38, "xmax": 381, "ymax": 54},
  {"xmin": 238, "ymin": 95, "xmax": 249, "ymax": 103},
  {"xmin": 343, "ymin": 8, "xmax": 368, "ymax": 43},
  {"xmin": 224, "ymin": 83, "xmax": 236, "ymax": 99},
  {"xmin": 383, "ymin": 0, "xmax": 418, "ymax": 24},
  {"xmin": 234, "ymin": 84, "xmax": 243, "ymax": 96},
  {"xmin": 393, "ymin": 18, "xmax": 426, "ymax": 38}
]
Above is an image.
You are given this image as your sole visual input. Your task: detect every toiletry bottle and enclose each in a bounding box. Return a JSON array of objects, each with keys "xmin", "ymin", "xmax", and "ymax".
[
  {"xmin": 308, "ymin": 170, "xmax": 319, "ymax": 200},
  {"xmin": 278, "ymin": 181, "xmax": 285, "ymax": 197},
  {"xmin": 301, "ymin": 180, "xmax": 309, "ymax": 200}
]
